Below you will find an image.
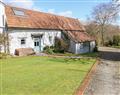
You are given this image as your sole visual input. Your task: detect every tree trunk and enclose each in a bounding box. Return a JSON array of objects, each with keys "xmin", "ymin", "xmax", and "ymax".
[{"xmin": 101, "ymin": 26, "xmax": 104, "ymax": 46}]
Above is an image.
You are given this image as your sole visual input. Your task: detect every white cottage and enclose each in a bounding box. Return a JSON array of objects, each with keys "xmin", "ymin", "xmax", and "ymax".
[
  {"xmin": 0, "ymin": 2, "xmax": 96, "ymax": 55},
  {"xmin": 0, "ymin": 0, "xmax": 5, "ymax": 33}
]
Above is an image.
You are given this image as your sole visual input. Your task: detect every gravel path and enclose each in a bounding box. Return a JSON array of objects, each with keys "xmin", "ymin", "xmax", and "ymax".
[{"xmin": 84, "ymin": 47, "xmax": 120, "ymax": 95}]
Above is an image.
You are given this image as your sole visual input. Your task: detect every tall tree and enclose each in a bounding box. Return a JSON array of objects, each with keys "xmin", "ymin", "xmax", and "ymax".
[
  {"xmin": 91, "ymin": 2, "xmax": 119, "ymax": 45},
  {"xmin": 0, "ymin": 33, "xmax": 9, "ymax": 53}
]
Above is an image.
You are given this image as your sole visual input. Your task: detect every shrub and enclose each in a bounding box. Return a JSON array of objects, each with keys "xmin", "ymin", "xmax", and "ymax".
[
  {"xmin": 113, "ymin": 35, "xmax": 120, "ymax": 46},
  {"xmin": 43, "ymin": 46, "xmax": 54, "ymax": 54},
  {"xmin": 43, "ymin": 37, "xmax": 69, "ymax": 54},
  {"xmin": 54, "ymin": 37, "xmax": 68, "ymax": 53},
  {"xmin": 105, "ymin": 40, "xmax": 113, "ymax": 46},
  {"xmin": 105, "ymin": 35, "xmax": 120, "ymax": 47},
  {"xmin": 93, "ymin": 46, "xmax": 98, "ymax": 52},
  {"xmin": 0, "ymin": 53, "xmax": 10, "ymax": 59}
]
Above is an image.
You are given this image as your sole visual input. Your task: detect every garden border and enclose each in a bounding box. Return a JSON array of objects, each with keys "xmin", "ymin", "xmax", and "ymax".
[{"xmin": 74, "ymin": 59, "xmax": 100, "ymax": 95}]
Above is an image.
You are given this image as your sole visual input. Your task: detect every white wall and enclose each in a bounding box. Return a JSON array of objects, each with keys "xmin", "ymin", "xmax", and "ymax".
[
  {"xmin": 76, "ymin": 42, "xmax": 89, "ymax": 54},
  {"xmin": 8, "ymin": 29, "xmax": 61, "ymax": 55},
  {"xmin": 0, "ymin": 0, "xmax": 5, "ymax": 33},
  {"xmin": 7, "ymin": 28, "xmax": 95, "ymax": 55},
  {"xmin": 69, "ymin": 40, "xmax": 77, "ymax": 53},
  {"xmin": 90, "ymin": 41, "xmax": 96, "ymax": 52},
  {"xmin": 0, "ymin": 1, "xmax": 5, "ymax": 52},
  {"xmin": 69, "ymin": 40, "xmax": 96, "ymax": 54}
]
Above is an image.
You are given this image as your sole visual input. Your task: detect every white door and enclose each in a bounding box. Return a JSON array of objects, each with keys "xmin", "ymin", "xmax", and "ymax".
[{"xmin": 34, "ymin": 38, "xmax": 41, "ymax": 53}]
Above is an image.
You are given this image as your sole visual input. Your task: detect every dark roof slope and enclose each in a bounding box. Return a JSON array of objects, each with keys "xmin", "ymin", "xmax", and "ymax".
[{"xmin": 5, "ymin": 6, "xmax": 85, "ymax": 31}]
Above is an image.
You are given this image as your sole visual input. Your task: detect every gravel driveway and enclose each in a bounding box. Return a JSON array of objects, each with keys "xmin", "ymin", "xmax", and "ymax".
[{"xmin": 84, "ymin": 47, "xmax": 120, "ymax": 95}]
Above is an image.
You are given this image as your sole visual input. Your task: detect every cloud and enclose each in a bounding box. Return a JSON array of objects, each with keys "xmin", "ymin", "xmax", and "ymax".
[
  {"xmin": 47, "ymin": 9, "xmax": 55, "ymax": 14},
  {"xmin": 58, "ymin": 11, "xmax": 73, "ymax": 17},
  {"xmin": 33, "ymin": 7, "xmax": 44, "ymax": 12},
  {"xmin": 3, "ymin": 0, "xmax": 73, "ymax": 17},
  {"xmin": 47, "ymin": 9, "xmax": 73, "ymax": 17},
  {"xmin": 4, "ymin": 0, "xmax": 35, "ymax": 9}
]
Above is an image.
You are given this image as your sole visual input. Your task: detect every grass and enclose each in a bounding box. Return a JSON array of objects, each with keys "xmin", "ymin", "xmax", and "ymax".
[
  {"xmin": 80, "ymin": 52, "xmax": 99, "ymax": 57},
  {"xmin": 51, "ymin": 52, "xmax": 99, "ymax": 58},
  {"xmin": 112, "ymin": 46, "xmax": 120, "ymax": 49},
  {"xmin": 107, "ymin": 45, "xmax": 120, "ymax": 49},
  {"xmin": 0, "ymin": 56, "xmax": 96, "ymax": 95}
]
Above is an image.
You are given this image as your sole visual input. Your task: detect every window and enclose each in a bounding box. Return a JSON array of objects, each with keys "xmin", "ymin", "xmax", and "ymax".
[
  {"xmin": 21, "ymin": 38, "xmax": 26, "ymax": 45},
  {"xmin": 83, "ymin": 42, "xmax": 89, "ymax": 47},
  {"xmin": 80, "ymin": 42, "xmax": 89, "ymax": 49},
  {"xmin": 13, "ymin": 9, "xmax": 25, "ymax": 16},
  {"xmin": 34, "ymin": 42, "xmax": 39, "ymax": 46}
]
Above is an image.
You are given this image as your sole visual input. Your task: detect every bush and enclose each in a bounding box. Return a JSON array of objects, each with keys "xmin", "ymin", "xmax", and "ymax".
[
  {"xmin": 105, "ymin": 40, "xmax": 113, "ymax": 46},
  {"xmin": 43, "ymin": 46, "xmax": 54, "ymax": 54},
  {"xmin": 54, "ymin": 37, "xmax": 68, "ymax": 53},
  {"xmin": 113, "ymin": 35, "xmax": 120, "ymax": 46},
  {"xmin": 105, "ymin": 35, "xmax": 120, "ymax": 47},
  {"xmin": 43, "ymin": 37, "xmax": 69, "ymax": 54},
  {"xmin": 0, "ymin": 53, "xmax": 10, "ymax": 59},
  {"xmin": 93, "ymin": 46, "xmax": 98, "ymax": 52}
]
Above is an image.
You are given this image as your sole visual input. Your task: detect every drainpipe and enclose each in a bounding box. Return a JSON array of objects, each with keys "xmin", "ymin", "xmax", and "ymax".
[{"xmin": 89, "ymin": 41, "xmax": 91, "ymax": 52}]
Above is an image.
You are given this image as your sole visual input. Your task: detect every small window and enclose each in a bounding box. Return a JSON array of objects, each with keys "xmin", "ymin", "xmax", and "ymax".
[
  {"xmin": 80, "ymin": 42, "xmax": 89, "ymax": 49},
  {"xmin": 13, "ymin": 9, "xmax": 25, "ymax": 16},
  {"xmin": 34, "ymin": 42, "xmax": 39, "ymax": 46},
  {"xmin": 21, "ymin": 38, "xmax": 26, "ymax": 45},
  {"xmin": 83, "ymin": 42, "xmax": 89, "ymax": 47}
]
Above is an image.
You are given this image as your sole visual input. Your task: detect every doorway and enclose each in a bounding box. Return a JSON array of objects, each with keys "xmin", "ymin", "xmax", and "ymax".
[{"xmin": 34, "ymin": 37, "xmax": 41, "ymax": 53}]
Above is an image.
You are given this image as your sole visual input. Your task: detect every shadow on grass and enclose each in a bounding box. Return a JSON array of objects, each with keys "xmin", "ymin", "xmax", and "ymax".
[
  {"xmin": 48, "ymin": 57, "xmax": 93, "ymax": 64},
  {"xmin": 48, "ymin": 57, "xmax": 67, "ymax": 63},
  {"xmin": 79, "ymin": 52, "xmax": 99, "ymax": 58}
]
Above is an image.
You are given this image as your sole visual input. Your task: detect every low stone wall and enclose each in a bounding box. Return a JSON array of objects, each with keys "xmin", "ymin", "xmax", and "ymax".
[{"xmin": 15, "ymin": 48, "xmax": 35, "ymax": 56}]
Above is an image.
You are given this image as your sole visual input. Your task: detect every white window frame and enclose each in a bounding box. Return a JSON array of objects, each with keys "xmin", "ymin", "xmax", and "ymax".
[{"xmin": 13, "ymin": 9, "xmax": 25, "ymax": 16}]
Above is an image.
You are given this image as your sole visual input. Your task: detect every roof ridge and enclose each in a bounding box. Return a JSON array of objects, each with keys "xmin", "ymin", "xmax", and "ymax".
[
  {"xmin": 5, "ymin": 5, "xmax": 85, "ymax": 31},
  {"xmin": 6, "ymin": 5, "xmax": 79, "ymax": 21}
]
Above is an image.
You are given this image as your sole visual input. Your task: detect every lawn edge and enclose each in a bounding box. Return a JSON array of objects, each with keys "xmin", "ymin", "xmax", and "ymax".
[{"xmin": 74, "ymin": 58, "xmax": 100, "ymax": 95}]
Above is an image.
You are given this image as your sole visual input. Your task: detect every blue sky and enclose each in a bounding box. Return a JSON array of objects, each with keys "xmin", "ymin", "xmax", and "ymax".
[
  {"xmin": 4, "ymin": 0, "xmax": 120, "ymax": 24},
  {"xmin": 34, "ymin": 0, "xmax": 111, "ymax": 19}
]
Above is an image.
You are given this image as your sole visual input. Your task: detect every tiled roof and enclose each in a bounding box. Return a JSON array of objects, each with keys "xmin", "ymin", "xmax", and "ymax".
[
  {"xmin": 65, "ymin": 31, "xmax": 94, "ymax": 42},
  {"xmin": 5, "ymin": 6, "xmax": 85, "ymax": 31},
  {"xmin": 5, "ymin": 5, "xmax": 94, "ymax": 42}
]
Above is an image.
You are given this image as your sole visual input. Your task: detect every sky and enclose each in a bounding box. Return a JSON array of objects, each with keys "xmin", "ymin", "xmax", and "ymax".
[{"xmin": 3, "ymin": 0, "xmax": 120, "ymax": 25}]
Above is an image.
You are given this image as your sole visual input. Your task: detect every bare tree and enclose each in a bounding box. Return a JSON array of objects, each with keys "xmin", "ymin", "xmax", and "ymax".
[
  {"xmin": 91, "ymin": 2, "xmax": 119, "ymax": 45},
  {"xmin": 112, "ymin": 0, "xmax": 120, "ymax": 3},
  {"xmin": 0, "ymin": 32, "xmax": 9, "ymax": 53}
]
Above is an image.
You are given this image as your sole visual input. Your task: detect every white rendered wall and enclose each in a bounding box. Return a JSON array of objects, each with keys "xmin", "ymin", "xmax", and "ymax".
[
  {"xmin": 76, "ymin": 41, "xmax": 96, "ymax": 54},
  {"xmin": 69, "ymin": 40, "xmax": 77, "ymax": 54},
  {"xmin": 69, "ymin": 41, "xmax": 96, "ymax": 54},
  {"xmin": 0, "ymin": 0, "xmax": 5, "ymax": 33},
  {"xmin": 90, "ymin": 41, "xmax": 96, "ymax": 52},
  {"xmin": 8, "ymin": 29, "xmax": 61, "ymax": 55},
  {"xmin": 76, "ymin": 42, "xmax": 89, "ymax": 54},
  {"xmin": 0, "ymin": 0, "xmax": 5, "ymax": 52}
]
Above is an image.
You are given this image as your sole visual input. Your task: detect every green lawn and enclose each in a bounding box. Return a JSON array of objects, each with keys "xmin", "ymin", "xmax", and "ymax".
[
  {"xmin": 52, "ymin": 52, "xmax": 99, "ymax": 58},
  {"xmin": 0, "ymin": 56, "xmax": 96, "ymax": 95},
  {"xmin": 112, "ymin": 46, "xmax": 120, "ymax": 49}
]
